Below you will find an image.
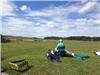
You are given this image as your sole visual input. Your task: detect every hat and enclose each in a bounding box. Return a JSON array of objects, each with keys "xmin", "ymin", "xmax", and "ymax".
[{"xmin": 59, "ymin": 39, "xmax": 63, "ymax": 42}]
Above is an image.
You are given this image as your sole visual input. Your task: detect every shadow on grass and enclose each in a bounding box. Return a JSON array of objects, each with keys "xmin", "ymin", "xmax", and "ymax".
[
  {"xmin": 8, "ymin": 65, "xmax": 33, "ymax": 74},
  {"xmin": 20, "ymin": 65, "xmax": 33, "ymax": 73}
]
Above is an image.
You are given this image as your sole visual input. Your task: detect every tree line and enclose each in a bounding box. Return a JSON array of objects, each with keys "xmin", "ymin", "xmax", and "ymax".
[{"xmin": 44, "ymin": 36, "xmax": 100, "ymax": 41}]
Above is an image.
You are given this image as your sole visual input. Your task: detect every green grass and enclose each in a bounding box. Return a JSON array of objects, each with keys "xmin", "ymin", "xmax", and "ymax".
[{"xmin": 1, "ymin": 40, "xmax": 100, "ymax": 75}]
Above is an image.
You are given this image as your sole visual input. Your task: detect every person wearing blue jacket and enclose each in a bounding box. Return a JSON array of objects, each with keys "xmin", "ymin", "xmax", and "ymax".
[
  {"xmin": 54, "ymin": 39, "xmax": 74, "ymax": 57},
  {"xmin": 55, "ymin": 39, "xmax": 66, "ymax": 55}
]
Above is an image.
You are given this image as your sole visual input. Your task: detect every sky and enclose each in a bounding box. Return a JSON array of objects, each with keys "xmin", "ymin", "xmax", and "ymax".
[{"xmin": 1, "ymin": 0, "xmax": 100, "ymax": 37}]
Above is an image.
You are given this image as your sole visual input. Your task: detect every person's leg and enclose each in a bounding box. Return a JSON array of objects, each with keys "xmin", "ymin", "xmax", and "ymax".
[
  {"xmin": 59, "ymin": 50, "xmax": 69, "ymax": 56},
  {"xmin": 65, "ymin": 50, "xmax": 74, "ymax": 57},
  {"xmin": 73, "ymin": 54, "xmax": 88, "ymax": 61}
]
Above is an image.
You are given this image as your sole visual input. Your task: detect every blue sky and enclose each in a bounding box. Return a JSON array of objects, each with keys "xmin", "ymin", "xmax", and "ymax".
[{"xmin": 1, "ymin": 0, "xmax": 100, "ymax": 37}]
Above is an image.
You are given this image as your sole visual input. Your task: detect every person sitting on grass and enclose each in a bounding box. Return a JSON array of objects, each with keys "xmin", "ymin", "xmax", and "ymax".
[
  {"xmin": 54, "ymin": 39, "xmax": 74, "ymax": 57},
  {"xmin": 54, "ymin": 39, "xmax": 66, "ymax": 56},
  {"xmin": 47, "ymin": 49, "xmax": 61, "ymax": 62}
]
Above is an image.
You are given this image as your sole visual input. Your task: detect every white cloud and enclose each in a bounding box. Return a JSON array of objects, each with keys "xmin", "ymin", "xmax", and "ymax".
[
  {"xmin": 27, "ymin": 5, "xmax": 79, "ymax": 17},
  {"xmin": 3, "ymin": 17, "xmax": 33, "ymax": 31},
  {"xmin": 20, "ymin": 5, "xmax": 31, "ymax": 11},
  {"xmin": 2, "ymin": 1, "xmax": 100, "ymax": 37},
  {"xmin": 0, "ymin": 0, "xmax": 16, "ymax": 16},
  {"xmin": 2, "ymin": 17, "xmax": 34, "ymax": 35},
  {"xmin": 53, "ymin": 17, "xmax": 100, "ymax": 36},
  {"xmin": 2, "ymin": 16, "xmax": 100, "ymax": 37},
  {"xmin": 44, "ymin": 21, "xmax": 57, "ymax": 28},
  {"xmin": 88, "ymin": 3, "xmax": 100, "ymax": 19},
  {"xmin": 2, "ymin": 17, "xmax": 56, "ymax": 37},
  {"xmin": 81, "ymin": 0, "xmax": 88, "ymax": 3},
  {"xmin": 20, "ymin": 5, "xmax": 27, "ymax": 11},
  {"xmin": 78, "ymin": 2, "xmax": 96, "ymax": 14},
  {"xmin": 36, "ymin": 22, "xmax": 40, "ymax": 25}
]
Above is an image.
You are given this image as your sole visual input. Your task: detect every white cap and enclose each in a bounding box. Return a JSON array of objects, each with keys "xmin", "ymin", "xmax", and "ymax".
[{"xmin": 59, "ymin": 39, "xmax": 63, "ymax": 42}]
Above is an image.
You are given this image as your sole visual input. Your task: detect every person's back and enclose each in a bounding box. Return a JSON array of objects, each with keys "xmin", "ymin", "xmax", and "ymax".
[
  {"xmin": 56, "ymin": 39, "xmax": 65, "ymax": 52},
  {"xmin": 56, "ymin": 42, "xmax": 65, "ymax": 52}
]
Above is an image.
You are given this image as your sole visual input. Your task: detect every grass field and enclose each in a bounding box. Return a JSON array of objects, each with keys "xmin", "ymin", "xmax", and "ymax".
[{"xmin": 1, "ymin": 40, "xmax": 100, "ymax": 75}]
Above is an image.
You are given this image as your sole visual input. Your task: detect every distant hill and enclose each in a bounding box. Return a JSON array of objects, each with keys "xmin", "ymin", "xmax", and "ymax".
[
  {"xmin": 1, "ymin": 35, "xmax": 100, "ymax": 42},
  {"xmin": 1, "ymin": 35, "xmax": 40, "ymax": 39},
  {"xmin": 1, "ymin": 35, "xmax": 41, "ymax": 43}
]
